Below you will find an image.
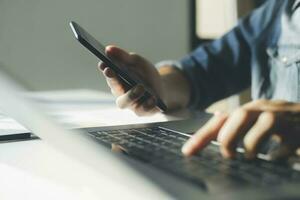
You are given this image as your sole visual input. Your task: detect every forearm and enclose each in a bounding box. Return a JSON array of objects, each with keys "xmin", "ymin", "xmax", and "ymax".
[{"xmin": 158, "ymin": 65, "xmax": 191, "ymax": 111}]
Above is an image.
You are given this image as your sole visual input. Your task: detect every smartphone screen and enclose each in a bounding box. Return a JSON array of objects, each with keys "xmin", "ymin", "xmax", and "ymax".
[{"xmin": 69, "ymin": 21, "xmax": 167, "ymax": 112}]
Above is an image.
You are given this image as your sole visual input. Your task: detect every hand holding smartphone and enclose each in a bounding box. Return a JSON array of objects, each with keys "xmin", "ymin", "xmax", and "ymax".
[{"xmin": 69, "ymin": 21, "xmax": 167, "ymax": 112}]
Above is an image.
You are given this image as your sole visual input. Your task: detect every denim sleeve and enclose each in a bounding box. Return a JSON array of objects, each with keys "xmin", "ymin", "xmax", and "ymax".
[{"xmin": 179, "ymin": 0, "xmax": 280, "ymax": 109}]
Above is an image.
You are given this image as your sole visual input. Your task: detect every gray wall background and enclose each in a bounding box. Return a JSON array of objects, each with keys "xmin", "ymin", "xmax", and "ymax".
[{"xmin": 0, "ymin": 0, "xmax": 189, "ymax": 92}]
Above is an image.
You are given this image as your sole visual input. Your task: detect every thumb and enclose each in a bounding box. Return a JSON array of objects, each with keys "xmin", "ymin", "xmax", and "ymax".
[
  {"xmin": 106, "ymin": 45, "xmax": 132, "ymax": 65},
  {"xmin": 268, "ymin": 142, "xmax": 296, "ymax": 161}
]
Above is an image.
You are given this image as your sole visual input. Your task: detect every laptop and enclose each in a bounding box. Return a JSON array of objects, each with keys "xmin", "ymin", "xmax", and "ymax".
[{"xmin": 1, "ymin": 70, "xmax": 300, "ymax": 199}]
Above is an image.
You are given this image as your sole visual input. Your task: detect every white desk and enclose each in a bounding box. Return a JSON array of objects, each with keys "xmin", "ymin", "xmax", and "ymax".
[{"xmin": 0, "ymin": 90, "xmax": 193, "ymax": 200}]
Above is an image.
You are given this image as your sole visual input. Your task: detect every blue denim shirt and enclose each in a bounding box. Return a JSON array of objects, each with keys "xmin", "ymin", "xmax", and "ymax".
[{"xmin": 179, "ymin": 0, "xmax": 300, "ymax": 109}]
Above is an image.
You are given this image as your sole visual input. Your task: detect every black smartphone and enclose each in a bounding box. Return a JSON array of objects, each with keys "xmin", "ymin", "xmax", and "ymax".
[{"xmin": 69, "ymin": 21, "xmax": 167, "ymax": 112}]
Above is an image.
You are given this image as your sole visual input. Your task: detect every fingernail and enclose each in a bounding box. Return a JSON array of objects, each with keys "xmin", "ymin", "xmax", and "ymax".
[
  {"xmin": 104, "ymin": 68, "xmax": 114, "ymax": 78},
  {"xmin": 130, "ymin": 85, "xmax": 144, "ymax": 99},
  {"xmin": 214, "ymin": 111, "xmax": 222, "ymax": 116},
  {"xmin": 221, "ymin": 147, "xmax": 234, "ymax": 159},
  {"xmin": 181, "ymin": 142, "xmax": 193, "ymax": 156},
  {"xmin": 105, "ymin": 45, "xmax": 113, "ymax": 53}
]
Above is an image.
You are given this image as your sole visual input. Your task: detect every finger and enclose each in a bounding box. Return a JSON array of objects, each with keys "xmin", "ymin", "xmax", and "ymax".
[
  {"xmin": 98, "ymin": 62, "xmax": 107, "ymax": 71},
  {"xmin": 106, "ymin": 45, "xmax": 132, "ymax": 65},
  {"xmin": 181, "ymin": 112, "xmax": 228, "ymax": 156},
  {"xmin": 111, "ymin": 144, "xmax": 128, "ymax": 154},
  {"xmin": 243, "ymin": 112, "xmax": 276, "ymax": 159},
  {"xmin": 133, "ymin": 106, "xmax": 159, "ymax": 116},
  {"xmin": 268, "ymin": 130, "xmax": 298, "ymax": 161},
  {"xmin": 217, "ymin": 109, "xmax": 257, "ymax": 159},
  {"xmin": 243, "ymin": 99, "xmax": 296, "ymax": 112},
  {"xmin": 269, "ymin": 143, "xmax": 296, "ymax": 161},
  {"xmin": 103, "ymin": 67, "xmax": 115, "ymax": 78},
  {"xmin": 133, "ymin": 97, "xmax": 159, "ymax": 116},
  {"xmin": 103, "ymin": 68, "xmax": 126, "ymax": 96},
  {"xmin": 129, "ymin": 52, "xmax": 146, "ymax": 66},
  {"xmin": 115, "ymin": 85, "xmax": 145, "ymax": 109},
  {"xmin": 243, "ymin": 99, "xmax": 269, "ymax": 110}
]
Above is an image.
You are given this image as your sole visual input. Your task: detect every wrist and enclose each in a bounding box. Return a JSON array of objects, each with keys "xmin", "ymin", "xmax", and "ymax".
[{"xmin": 158, "ymin": 65, "xmax": 190, "ymax": 111}]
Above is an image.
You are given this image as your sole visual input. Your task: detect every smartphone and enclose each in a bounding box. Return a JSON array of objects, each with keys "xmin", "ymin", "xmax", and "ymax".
[{"xmin": 69, "ymin": 21, "xmax": 167, "ymax": 112}]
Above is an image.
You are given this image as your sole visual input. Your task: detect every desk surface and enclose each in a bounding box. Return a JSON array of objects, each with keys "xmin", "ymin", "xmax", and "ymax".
[{"xmin": 0, "ymin": 89, "xmax": 189, "ymax": 134}]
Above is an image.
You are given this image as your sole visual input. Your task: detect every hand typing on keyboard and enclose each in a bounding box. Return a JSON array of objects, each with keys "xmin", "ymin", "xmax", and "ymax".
[
  {"xmin": 182, "ymin": 100, "xmax": 300, "ymax": 160},
  {"xmin": 97, "ymin": 46, "xmax": 300, "ymax": 161}
]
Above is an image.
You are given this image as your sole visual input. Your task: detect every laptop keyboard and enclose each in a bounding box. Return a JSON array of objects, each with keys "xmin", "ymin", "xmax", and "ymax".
[{"xmin": 87, "ymin": 127, "xmax": 300, "ymax": 188}]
